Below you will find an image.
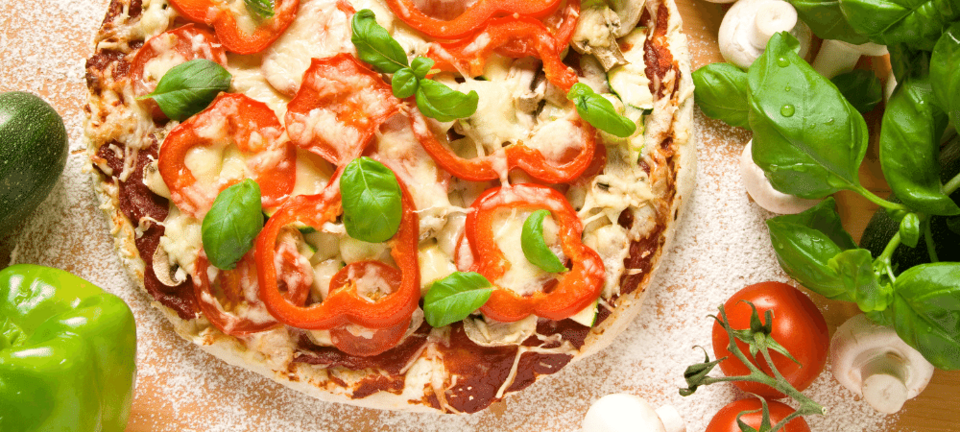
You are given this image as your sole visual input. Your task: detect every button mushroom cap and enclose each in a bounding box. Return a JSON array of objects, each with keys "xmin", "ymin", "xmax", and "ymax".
[
  {"xmin": 740, "ymin": 140, "xmax": 822, "ymax": 214},
  {"xmin": 718, "ymin": 0, "xmax": 812, "ymax": 69},
  {"xmin": 811, "ymin": 40, "xmax": 889, "ymax": 79},
  {"xmin": 582, "ymin": 394, "xmax": 686, "ymax": 432},
  {"xmin": 830, "ymin": 314, "xmax": 935, "ymax": 414}
]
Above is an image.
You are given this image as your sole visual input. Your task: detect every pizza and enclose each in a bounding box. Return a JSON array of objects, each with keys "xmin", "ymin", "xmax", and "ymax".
[{"xmin": 84, "ymin": 0, "xmax": 695, "ymax": 413}]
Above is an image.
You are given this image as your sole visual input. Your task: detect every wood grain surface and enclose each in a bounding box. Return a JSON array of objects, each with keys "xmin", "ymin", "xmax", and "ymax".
[{"xmin": 1, "ymin": 0, "xmax": 958, "ymax": 430}]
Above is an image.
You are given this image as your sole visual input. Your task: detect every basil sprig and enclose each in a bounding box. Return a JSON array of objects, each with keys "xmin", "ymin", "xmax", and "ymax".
[
  {"xmin": 350, "ymin": 9, "xmax": 478, "ymax": 121},
  {"xmin": 691, "ymin": 26, "xmax": 960, "ymax": 370},
  {"xmin": 339, "ymin": 157, "xmax": 402, "ymax": 243},
  {"xmin": 141, "ymin": 59, "xmax": 232, "ymax": 121},
  {"xmin": 423, "ymin": 272, "xmax": 494, "ymax": 328},
  {"xmin": 202, "ymin": 179, "xmax": 264, "ymax": 270},
  {"xmin": 567, "ymin": 83, "xmax": 637, "ymax": 138},
  {"xmin": 243, "ymin": 0, "xmax": 274, "ymax": 18},
  {"xmin": 520, "ymin": 210, "xmax": 567, "ymax": 273}
]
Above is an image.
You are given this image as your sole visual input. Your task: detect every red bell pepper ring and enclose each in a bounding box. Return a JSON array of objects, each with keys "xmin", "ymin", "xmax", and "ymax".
[
  {"xmin": 408, "ymin": 107, "xmax": 598, "ymax": 183},
  {"xmin": 255, "ymin": 170, "xmax": 421, "ymax": 330},
  {"xmin": 497, "ymin": 0, "xmax": 580, "ymax": 58},
  {"xmin": 167, "ymin": 0, "xmax": 299, "ymax": 54},
  {"xmin": 158, "ymin": 93, "xmax": 297, "ymax": 218},
  {"xmin": 327, "ymin": 262, "xmax": 412, "ymax": 356},
  {"xmin": 384, "ymin": 0, "xmax": 562, "ymax": 40},
  {"xmin": 194, "ymin": 252, "xmax": 281, "ymax": 336},
  {"xmin": 130, "ymin": 24, "xmax": 227, "ymax": 119},
  {"xmin": 463, "ymin": 184, "xmax": 605, "ymax": 322},
  {"xmin": 285, "ymin": 54, "xmax": 402, "ymax": 166},
  {"xmin": 427, "ymin": 17, "xmax": 579, "ymax": 92}
]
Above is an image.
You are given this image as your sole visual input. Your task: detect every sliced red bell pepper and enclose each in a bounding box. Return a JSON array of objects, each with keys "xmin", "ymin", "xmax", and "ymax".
[
  {"xmin": 463, "ymin": 184, "xmax": 605, "ymax": 322},
  {"xmin": 285, "ymin": 54, "xmax": 402, "ymax": 166},
  {"xmin": 255, "ymin": 169, "xmax": 421, "ymax": 330},
  {"xmin": 427, "ymin": 16, "xmax": 579, "ymax": 92},
  {"xmin": 193, "ymin": 252, "xmax": 282, "ymax": 336},
  {"xmin": 327, "ymin": 262, "xmax": 412, "ymax": 356},
  {"xmin": 409, "ymin": 108, "xmax": 598, "ymax": 183},
  {"xmin": 384, "ymin": 0, "xmax": 562, "ymax": 39},
  {"xmin": 158, "ymin": 93, "xmax": 296, "ymax": 218},
  {"xmin": 167, "ymin": 0, "xmax": 299, "ymax": 54},
  {"xmin": 497, "ymin": 0, "xmax": 580, "ymax": 58},
  {"xmin": 130, "ymin": 24, "xmax": 227, "ymax": 119}
]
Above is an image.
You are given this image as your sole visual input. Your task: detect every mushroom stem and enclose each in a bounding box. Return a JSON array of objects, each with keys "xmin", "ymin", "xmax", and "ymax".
[
  {"xmin": 740, "ymin": 140, "xmax": 822, "ymax": 214},
  {"xmin": 860, "ymin": 352, "xmax": 910, "ymax": 414},
  {"xmin": 812, "ymin": 40, "xmax": 888, "ymax": 79},
  {"xmin": 655, "ymin": 405, "xmax": 687, "ymax": 432}
]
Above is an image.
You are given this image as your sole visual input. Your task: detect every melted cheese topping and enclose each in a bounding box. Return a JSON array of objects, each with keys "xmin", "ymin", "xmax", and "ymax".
[{"xmin": 492, "ymin": 208, "xmax": 564, "ymax": 296}]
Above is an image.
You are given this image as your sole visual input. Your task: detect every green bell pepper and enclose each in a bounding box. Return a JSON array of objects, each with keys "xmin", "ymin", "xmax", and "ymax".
[{"xmin": 0, "ymin": 264, "xmax": 136, "ymax": 432}]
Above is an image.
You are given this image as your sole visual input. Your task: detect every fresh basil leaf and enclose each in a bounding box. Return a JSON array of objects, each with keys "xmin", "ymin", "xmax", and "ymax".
[
  {"xmin": 143, "ymin": 59, "xmax": 232, "ymax": 122},
  {"xmin": 392, "ymin": 68, "xmax": 419, "ymax": 99},
  {"xmin": 243, "ymin": 0, "xmax": 274, "ymax": 18},
  {"xmin": 424, "ymin": 272, "xmax": 494, "ymax": 328},
  {"xmin": 415, "ymin": 79, "xmax": 479, "ymax": 122},
  {"xmin": 351, "ymin": 9, "xmax": 409, "ymax": 74},
  {"xmin": 885, "ymin": 262, "xmax": 960, "ymax": 369},
  {"xmin": 520, "ymin": 210, "xmax": 567, "ymax": 273},
  {"xmin": 567, "ymin": 83, "xmax": 637, "ymax": 138},
  {"xmin": 765, "ymin": 198, "xmax": 893, "ymax": 312},
  {"xmin": 692, "ymin": 63, "xmax": 751, "ymax": 129},
  {"xmin": 839, "ymin": 0, "xmax": 960, "ymax": 50},
  {"xmin": 931, "ymin": 22, "xmax": 960, "ymax": 129},
  {"xmin": 202, "ymin": 179, "xmax": 264, "ymax": 270},
  {"xmin": 411, "ymin": 57, "xmax": 434, "ymax": 80},
  {"xmin": 748, "ymin": 32, "xmax": 869, "ymax": 199},
  {"xmin": 900, "ymin": 213, "xmax": 922, "ymax": 248},
  {"xmin": 786, "ymin": 0, "xmax": 870, "ymax": 44},
  {"xmin": 880, "ymin": 75, "xmax": 960, "ymax": 216},
  {"xmin": 340, "ymin": 157, "xmax": 403, "ymax": 243},
  {"xmin": 772, "ymin": 197, "xmax": 858, "ymax": 249},
  {"xmin": 831, "ymin": 70, "xmax": 882, "ymax": 114}
]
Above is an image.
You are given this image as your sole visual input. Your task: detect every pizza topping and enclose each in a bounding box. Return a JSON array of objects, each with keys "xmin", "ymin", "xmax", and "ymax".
[
  {"xmin": 284, "ymin": 54, "xmax": 400, "ymax": 166},
  {"xmin": 130, "ymin": 24, "xmax": 228, "ymax": 119},
  {"xmin": 464, "ymin": 184, "xmax": 605, "ymax": 322},
  {"xmin": 327, "ymin": 262, "xmax": 413, "ymax": 356},
  {"xmin": 167, "ymin": 0, "xmax": 301, "ymax": 54},
  {"xmin": 423, "ymin": 271, "xmax": 494, "ymax": 328},
  {"xmin": 194, "ymin": 252, "xmax": 283, "ymax": 336},
  {"xmin": 261, "ymin": 0, "xmax": 354, "ymax": 96},
  {"xmin": 255, "ymin": 170, "xmax": 420, "ymax": 331},
  {"xmin": 411, "ymin": 107, "xmax": 599, "ymax": 183},
  {"xmin": 141, "ymin": 58, "xmax": 233, "ymax": 121},
  {"xmin": 159, "ymin": 93, "xmax": 296, "ymax": 217},
  {"xmin": 567, "ymin": 83, "xmax": 637, "ymax": 137},
  {"xmin": 350, "ymin": 10, "xmax": 480, "ymax": 122},
  {"xmin": 384, "ymin": 0, "xmax": 563, "ymax": 40},
  {"xmin": 340, "ymin": 157, "xmax": 403, "ymax": 243},
  {"xmin": 462, "ymin": 314, "xmax": 538, "ymax": 347},
  {"xmin": 427, "ymin": 16, "xmax": 579, "ymax": 92},
  {"xmin": 521, "ymin": 209, "xmax": 567, "ymax": 273},
  {"xmin": 201, "ymin": 179, "xmax": 264, "ymax": 270}
]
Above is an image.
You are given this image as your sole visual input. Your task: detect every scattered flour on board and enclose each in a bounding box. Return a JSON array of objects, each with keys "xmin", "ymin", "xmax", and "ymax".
[{"xmin": 0, "ymin": 1, "xmax": 905, "ymax": 431}]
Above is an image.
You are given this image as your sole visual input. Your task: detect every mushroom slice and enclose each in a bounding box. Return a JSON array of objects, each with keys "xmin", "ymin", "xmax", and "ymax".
[
  {"xmin": 462, "ymin": 314, "xmax": 537, "ymax": 347},
  {"xmin": 830, "ymin": 314, "xmax": 936, "ymax": 414},
  {"xmin": 571, "ymin": 1, "xmax": 627, "ymax": 70},
  {"xmin": 153, "ymin": 244, "xmax": 188, "ymax": 287},
  {"xmin": 609, "ymin": 0, "xmax": 645, "ymax": 37}
]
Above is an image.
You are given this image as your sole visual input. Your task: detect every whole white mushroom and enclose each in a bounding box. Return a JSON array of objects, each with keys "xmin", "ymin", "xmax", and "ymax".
[
  {"xmin": 582, "ymin": 394, "xmax": 686, "ymax": 432},
  {"xmin": 718, "ymin": 0, "xmax": 812, "ymax": 69},
  {"xmin": 830, "ymin": 314, "xmax": 935, "ymax": 414},
  {"xmin": 740, "ymin": 140, "xmax": 822, "ymax": 214}
]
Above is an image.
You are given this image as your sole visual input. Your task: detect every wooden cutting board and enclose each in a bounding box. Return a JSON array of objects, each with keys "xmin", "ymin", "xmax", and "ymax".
[{"xmin": 0, "ymin": 0, "xmax": 958, "ymax": 430}]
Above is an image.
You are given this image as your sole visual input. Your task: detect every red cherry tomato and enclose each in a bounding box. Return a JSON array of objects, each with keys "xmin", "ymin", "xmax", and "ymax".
[
  {"xmin": 706, "ymin": 399, "xmax": 811, "ymax": 432},
  {"xmin": 712, "ymin": 282, "xmax": 828, "ymax": 399}
]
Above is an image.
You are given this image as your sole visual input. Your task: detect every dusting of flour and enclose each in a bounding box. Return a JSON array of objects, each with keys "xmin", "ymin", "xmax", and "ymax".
[{"xmin": 0, "ymin": 1, "xmax": 910, "ymax": 431}]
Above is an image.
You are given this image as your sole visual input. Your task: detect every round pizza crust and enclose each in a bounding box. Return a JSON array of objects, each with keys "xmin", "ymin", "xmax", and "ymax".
[{"xmin": 85, "ymin": 0, "xmax": 696, "ymax": 413}]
